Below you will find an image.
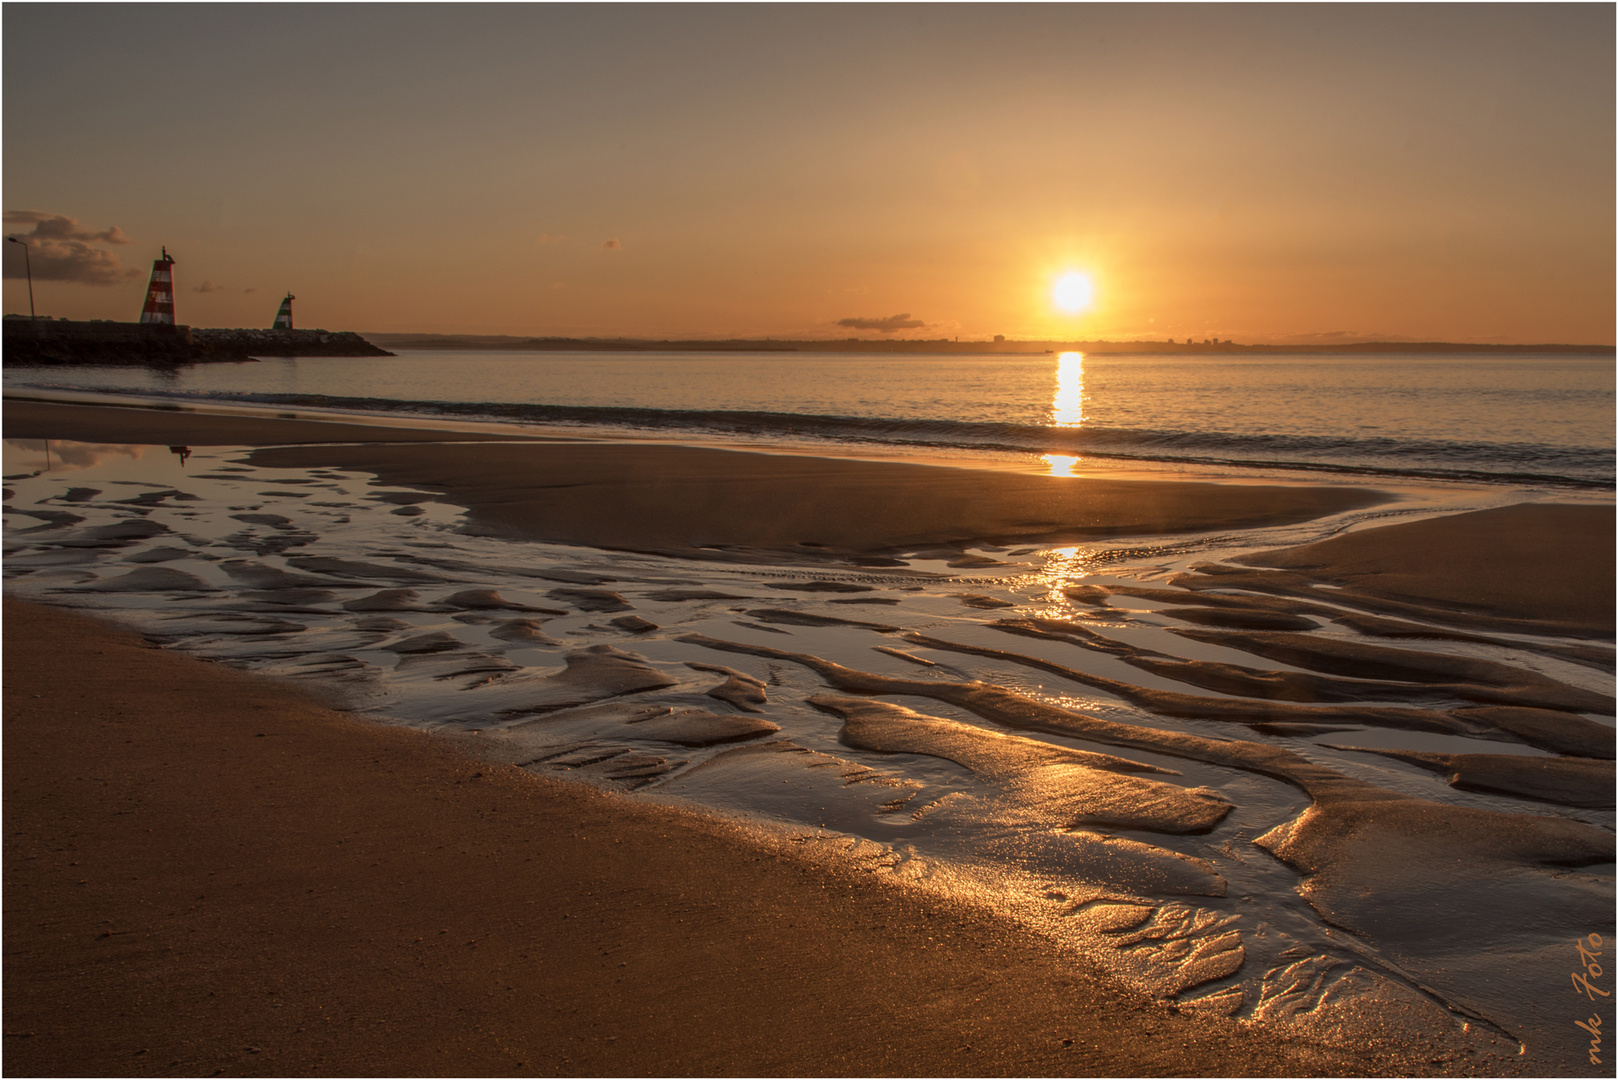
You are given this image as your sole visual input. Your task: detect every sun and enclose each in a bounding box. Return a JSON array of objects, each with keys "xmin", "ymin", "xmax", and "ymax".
[{"xmin": 1053, "ymin": 271, "xmax": 1094, "ymax": 314}]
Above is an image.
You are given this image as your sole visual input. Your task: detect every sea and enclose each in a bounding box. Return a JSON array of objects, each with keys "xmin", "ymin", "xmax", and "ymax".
[
  {"xmin": 4, "ymin": 349, "xmax": 1614, "ymax": 488},
  {"xmin": 4, "ymin": 349, "xmax": 1614, "ymax": 1071}
]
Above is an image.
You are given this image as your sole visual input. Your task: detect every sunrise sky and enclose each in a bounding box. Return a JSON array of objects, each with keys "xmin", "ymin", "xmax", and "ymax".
[{"xmin": 3, "ymin": 4, "xmax": 1612, "ymax": 343}]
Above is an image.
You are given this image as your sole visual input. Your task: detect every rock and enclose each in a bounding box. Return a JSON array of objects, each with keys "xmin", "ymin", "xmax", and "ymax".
[{"xmin": 3, "ymin": 319, "xmax": 392, "ymax": 366}]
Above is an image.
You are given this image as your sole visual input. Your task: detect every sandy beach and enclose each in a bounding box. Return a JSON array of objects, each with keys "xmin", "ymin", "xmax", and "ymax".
[
  {"xmin": 4, "ymin": 598, "xmax": 1373, "ymax": 1077},
  {"xmin": 4, "ymin": 398, "xmax": 1613, "ymax": 1076}
]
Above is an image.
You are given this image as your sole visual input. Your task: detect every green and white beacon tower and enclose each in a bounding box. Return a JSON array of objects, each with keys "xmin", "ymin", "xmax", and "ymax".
[{"xmin": 273, "ymin": 292, "xmax": 294, "ymax": 330}]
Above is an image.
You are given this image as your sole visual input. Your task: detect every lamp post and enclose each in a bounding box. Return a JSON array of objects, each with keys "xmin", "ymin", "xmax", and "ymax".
[{"xmin": 7, "ymin": 237, "xmax": 36, "ymax": 319}]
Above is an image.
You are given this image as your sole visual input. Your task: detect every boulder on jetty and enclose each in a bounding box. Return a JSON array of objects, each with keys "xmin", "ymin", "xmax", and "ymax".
[
  {"xmin": 3, "ymin": 316, "xmax": 392, "ymax": 366},
  {"xmin": 190, "ymin": 327, "xmax": 392, "ymax": 359}
]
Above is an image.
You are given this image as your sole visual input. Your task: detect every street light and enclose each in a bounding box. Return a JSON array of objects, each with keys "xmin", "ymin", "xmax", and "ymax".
[{"xmin": 7, "ymin": 237, "xmax": 36, "ymax": 319}]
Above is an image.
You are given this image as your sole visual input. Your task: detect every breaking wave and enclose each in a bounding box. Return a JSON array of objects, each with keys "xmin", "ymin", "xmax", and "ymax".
[{"xmin": 34, "ymin": 386, "xmax": 1615, "ymax": 489}]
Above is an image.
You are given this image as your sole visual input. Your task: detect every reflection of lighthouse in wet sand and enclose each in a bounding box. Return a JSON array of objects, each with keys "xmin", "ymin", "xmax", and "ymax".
[
  {"xmin": 273, "ymin": 292, "xmax": 294, "ymax": 330},
  {"xmin": 138, "ymin": 247, "xmax": 176, "ymax": 324}
]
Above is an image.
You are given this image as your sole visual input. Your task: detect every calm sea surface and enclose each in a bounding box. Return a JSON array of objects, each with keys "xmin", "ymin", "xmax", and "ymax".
[{"xmin": 6, "ymin": 350, "xmax": 1613, "ymax": 487}]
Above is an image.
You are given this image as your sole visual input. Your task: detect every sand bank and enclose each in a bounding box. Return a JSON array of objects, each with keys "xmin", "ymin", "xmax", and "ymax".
[
  {"xmin": 7, "ymin": 397, "xmax": 1387, "ymax": 561},
  {"xmin": 248, "ymin": 441, "xmax": 1386, "ymax": 561},
  {"xmin": 1236, "ymin": 503, "xmax": 1616, "ymax": 638},
  {"xmin": 2, "ymin": 600, "xmax": 1368, "ymax": 1077}
]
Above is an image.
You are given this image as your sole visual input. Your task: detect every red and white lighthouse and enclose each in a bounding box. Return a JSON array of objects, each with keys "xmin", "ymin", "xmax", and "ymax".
[{"xmin": 138, "ymin": 247, "xmax": 176, "ymax": 324}]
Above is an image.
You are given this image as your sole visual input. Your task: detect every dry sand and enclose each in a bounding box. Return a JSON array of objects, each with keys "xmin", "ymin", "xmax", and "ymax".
[{"xmin": 2, "ymin": 600, "xmax": 1367, "ymax": 1077}]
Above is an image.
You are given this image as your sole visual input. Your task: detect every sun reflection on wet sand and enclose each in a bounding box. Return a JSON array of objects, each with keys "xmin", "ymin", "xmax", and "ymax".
[
  {"xmin": 1042, "ymin": 454, "xmax": 1080, "ymax": 477},
  {"xmin": 1035, "ymin": 544, "xmax": 1098, "ymax": 601}
]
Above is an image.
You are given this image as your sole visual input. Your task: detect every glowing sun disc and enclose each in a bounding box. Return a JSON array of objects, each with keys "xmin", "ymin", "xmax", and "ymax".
[{"xmin": 1053, "ymin": 272, "xmax": 1094, "ymax": 313}]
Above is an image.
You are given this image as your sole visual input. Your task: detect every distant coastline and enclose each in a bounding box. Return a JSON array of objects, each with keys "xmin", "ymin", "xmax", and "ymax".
[{"xmin": 365, "ymin": 332, "xmax": 1615, "ymax": 356}]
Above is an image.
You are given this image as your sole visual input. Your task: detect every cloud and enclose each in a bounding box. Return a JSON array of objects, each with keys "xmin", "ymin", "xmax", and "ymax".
[
  {"xmin": 3, "ymin": 210, "xmax": 142, "ymax": 285},
  {"xmin": 243, "ymin": 287, "xmax": 257, "ymax": 294},
  {"xmin": 602, "ymin": 238, "xmax": 621, "ymax": 250},
  {"xmin": 4, "ymin": 210, "xmax": 130, "ymax": 245},
  {"xmin": 835, "ymin": 313, "xmax": 926, "ymax": 333},
  {"xmin": 538, "ymin": 233, "xmax": 564, "ymax": 244},
  {"xmin": 193, "ymin": 279, "xmax": 222, "ymax": 293}
]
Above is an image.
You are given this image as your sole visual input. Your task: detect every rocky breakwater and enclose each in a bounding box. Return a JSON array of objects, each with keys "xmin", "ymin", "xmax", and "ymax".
[
  {"xmin": 4, "ymin": 317, "xmax": 392, "ymax": 366},
  {"xmin": 190, "ymin": 327, "xmax": 393, "ymax": 359}
]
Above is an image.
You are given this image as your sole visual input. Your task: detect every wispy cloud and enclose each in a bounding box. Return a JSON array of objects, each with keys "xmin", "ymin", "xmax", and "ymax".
[
  {"xmin": 193, "ymin": 279, "xmax": 222, "ymax": 293},
  {"xmin": 602, "ymin": 238, "xmax": 621, "ymax": 250},
  {"xmin": 3, "ymin": 210, "xmax": 141, "ymax": 285},
  {"xmin": 835, "ymin": 313, "xmax": 926, "ymax": 333}
]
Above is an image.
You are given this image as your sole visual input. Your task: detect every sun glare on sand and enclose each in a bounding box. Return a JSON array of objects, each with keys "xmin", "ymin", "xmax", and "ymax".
[{"xmin": 1053, "ymin": 272, "xmax": 1094, "ymax": 313}]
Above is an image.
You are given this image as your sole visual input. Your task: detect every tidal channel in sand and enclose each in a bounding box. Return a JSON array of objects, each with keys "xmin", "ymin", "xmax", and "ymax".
[{"xmin": 4, "ymin": 397, "xmax": 1613, "ymax": 1075}]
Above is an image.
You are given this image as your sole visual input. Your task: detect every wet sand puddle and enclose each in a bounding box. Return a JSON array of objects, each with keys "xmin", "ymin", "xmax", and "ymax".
[{"xmin": 5, "ymin": 438, "xmax": 1613, "ymax": 1073}]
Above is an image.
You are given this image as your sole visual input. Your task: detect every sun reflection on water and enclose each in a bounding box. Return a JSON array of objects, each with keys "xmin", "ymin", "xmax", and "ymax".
[
  {"xmin": 1043, "ymin": 351, "xmax": 1086, "ymax": 477},
  {"xmin": 1052, "ymin": 351, "xmax": 1085, "ymax": 427}
]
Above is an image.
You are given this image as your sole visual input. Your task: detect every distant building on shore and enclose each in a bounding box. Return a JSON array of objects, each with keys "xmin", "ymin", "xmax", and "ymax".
[
  {"xmin": 273, "ymin": 292, "xmax": 295, "ymax": 330},
  {"xmin": 138, "ymin": 248, "xmax": 176, "ymax": 325}
]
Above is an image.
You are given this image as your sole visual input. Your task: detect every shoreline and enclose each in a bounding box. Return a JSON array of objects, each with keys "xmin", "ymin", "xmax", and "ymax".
[
  {"xmin": 9, "ymin": 376, "xmax": 1612, "ymax": 494},
  {"xmin": 8, "ymin": 398, "xmax": 1390, "ymax": 566}
]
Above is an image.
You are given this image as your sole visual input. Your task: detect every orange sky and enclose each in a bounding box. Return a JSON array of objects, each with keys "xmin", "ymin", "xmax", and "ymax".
[{"xmin": 4, "ymin": 5, "xmax": 1613, "ymax": 343}]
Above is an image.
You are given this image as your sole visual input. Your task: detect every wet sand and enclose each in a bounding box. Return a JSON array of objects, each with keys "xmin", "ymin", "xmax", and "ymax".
[
  {"xmin": 245, "ymin": 442, "xmax": 1386, "ymax": 561},
  {"xmin": 3, "ymin": 599, "xmax": 1363, "ymax": 1077},
  {"xmin": 3, "ymin": 399, "xmax": 556, "ymax": 447},
  {"xmin": 1237, "ymin": 504, "xmax": 1616, "ymax": 638},
  {"xmin": 6, "ymin": 397, "xmax": 1387, "ymax": 561}
]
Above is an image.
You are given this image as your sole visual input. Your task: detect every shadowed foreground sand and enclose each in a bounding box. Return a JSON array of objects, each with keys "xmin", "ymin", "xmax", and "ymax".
[{"xmin": 1, "ymin": 600, "xmax": 1373, "ymax": 1078}]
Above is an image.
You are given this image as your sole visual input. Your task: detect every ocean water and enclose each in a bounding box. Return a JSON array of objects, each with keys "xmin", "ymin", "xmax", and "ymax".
[{"xmin": 6, "ymin": 350, "xmax": 1614, "ymax": 487}]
